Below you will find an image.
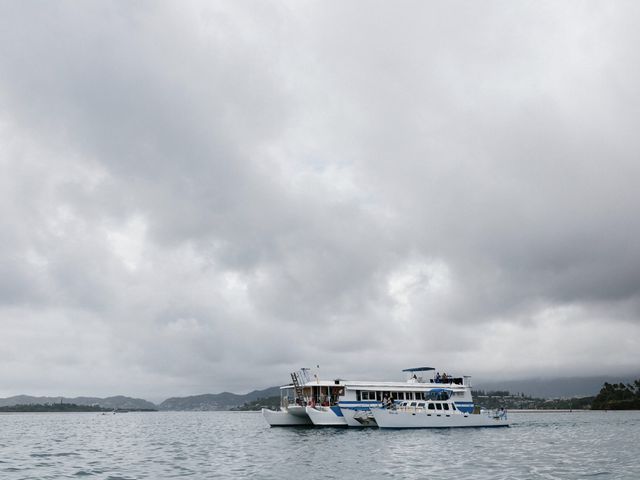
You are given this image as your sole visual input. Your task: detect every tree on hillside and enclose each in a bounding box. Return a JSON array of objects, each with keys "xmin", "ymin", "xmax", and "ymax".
[{"xmin": 591, "ymin": 381, "xmax": 640, "ymax": 410}]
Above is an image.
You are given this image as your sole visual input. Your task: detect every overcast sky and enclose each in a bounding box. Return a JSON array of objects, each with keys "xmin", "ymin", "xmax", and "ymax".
[{"xmin": 1, "ymin": 1, "xmax": 639, "ymax": 400}]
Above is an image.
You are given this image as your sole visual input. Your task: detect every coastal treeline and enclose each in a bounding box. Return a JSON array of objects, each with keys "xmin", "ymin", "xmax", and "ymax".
[
  {"xmin": 231, "ymin": 396, "xmax": 280, "ymax": 411},
  {"xmin": 472, "ymin": 391, "xmax": 594, "ymax": 410},
  {"xmin": 0, "ymin": 403, "xmax": 157, "ymax": 412},
  {"xmin": 591, "ymin": 381, "xmax": 640, "ymax": 410},
  {"xmin": 473, "ymin": 379, "xmax": 640, "ymax": 411},
  {"xmin": 0, "ymin": 403, "xmax": 107, "ymax": 412}
]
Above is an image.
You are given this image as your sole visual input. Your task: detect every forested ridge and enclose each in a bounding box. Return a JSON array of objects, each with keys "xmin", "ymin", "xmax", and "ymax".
[{"xmin": 591, "ymin": 380, "xmax": 640, "ymax": 410}]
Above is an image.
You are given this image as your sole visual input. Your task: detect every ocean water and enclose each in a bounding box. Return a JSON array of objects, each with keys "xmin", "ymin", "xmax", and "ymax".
[{"xmin": 0, "ymin": 410, "xmax": 638, "ymax": 479}]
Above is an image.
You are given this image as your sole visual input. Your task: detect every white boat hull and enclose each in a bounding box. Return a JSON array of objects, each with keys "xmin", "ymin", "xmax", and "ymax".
[
  {"xmin": 285, "ymin": 405, "xmax": 309, "ymax": 418},
  {"xmin": 262, "ymin": 408, "xmax": 313, "ymax": 426},
  {"xmin": 372, "ymin": 408, "xmax": 510, "ymax": 429},
  {"xmin": 305, "ymin": 406, "xmax": 348, "ymax": 426},
  {"xmin": 341, "ymin": 408, "xmax": 378, "ymax": 427}
]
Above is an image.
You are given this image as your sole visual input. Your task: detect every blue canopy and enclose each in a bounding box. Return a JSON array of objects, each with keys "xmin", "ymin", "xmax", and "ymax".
[
  {"xmin": 427, "ymin": 388, "xmax": 453, "ymax": 393},
  {"xmin": 402, "ymin": 367, "xmax": 435, "ymax": 372}
]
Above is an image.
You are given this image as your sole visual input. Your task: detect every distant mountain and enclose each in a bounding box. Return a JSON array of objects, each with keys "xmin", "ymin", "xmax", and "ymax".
[
  {"xmin": 475, "ymin": 375, "xmax": 640, "ymax": 399},
  {"xmin": 158, "ymin": 386, "xmax": 280, "ymax": 411},
  {"xmin": 0, "ymin": 388, "xmax": 282, "ymax": 411},
  {"xmin": 0, "ymin": 395, "xmax": 156, "ymax": 410},
  {"xmin": 4, "ymin": 376, "xmax": 637, "ymax": 409}
]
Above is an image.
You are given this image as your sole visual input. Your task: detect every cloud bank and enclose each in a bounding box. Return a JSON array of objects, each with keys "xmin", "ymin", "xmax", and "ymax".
[{"xmin": 1, "ymin": 1, "xmax": 639, "ymax": 398}]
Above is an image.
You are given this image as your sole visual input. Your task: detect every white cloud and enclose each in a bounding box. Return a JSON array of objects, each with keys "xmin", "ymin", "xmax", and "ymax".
[
  {"xmin": 0, "ymin": 1, "xmax": 639, "ymax": 398},
  {"xmin": 105, "ymin": 216, "xmax": 148, "ymax": 272}
]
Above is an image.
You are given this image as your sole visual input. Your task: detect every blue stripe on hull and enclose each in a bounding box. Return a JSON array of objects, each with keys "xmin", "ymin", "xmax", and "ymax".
[
  {"xmin": 339, "ymin": 401, "xmax": 383, "ymax": 405},
  {"xmin": 330, "ymin": 406, "xmax": 344, "ymax": 417},
  {"xmin": 338, "ymin": 402, "xmax": 382, "ymax": 411},
  {"xmin": 340, "ymin": 400, "xmax": 475, "ymax": 414}
]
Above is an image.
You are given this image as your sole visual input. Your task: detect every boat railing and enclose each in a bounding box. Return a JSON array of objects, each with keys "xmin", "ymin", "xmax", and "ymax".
[
  {"xmin": 488, "ymin": 408, "xmax": 508, "ymax": 420},
  {"xmin": 429, "ymin": 377, "xmax": 465, "ymax": 385}
]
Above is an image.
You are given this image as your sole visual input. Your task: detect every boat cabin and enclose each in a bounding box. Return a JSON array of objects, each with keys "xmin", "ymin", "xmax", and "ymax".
[
  {"xmin": 395, "ymin": 400, "xmax": 460, "ymax": 414},
  {"xmin": 280, "ymin": 383, "xmax": 345, "ymax": 408}
]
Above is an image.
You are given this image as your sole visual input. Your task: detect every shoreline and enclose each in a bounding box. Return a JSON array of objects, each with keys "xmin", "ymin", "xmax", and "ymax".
[{"xmin": 508, "ymin": 409, "xmax": 640, "ymax": 413}]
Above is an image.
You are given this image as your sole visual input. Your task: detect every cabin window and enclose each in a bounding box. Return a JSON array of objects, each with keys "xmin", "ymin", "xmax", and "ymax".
[
  {"xmin": 376, "ymin": 391, "xmax": 382, "ymax": 401},
  {"xmin": 436, "ymin": 403, "xmax": 442, "ymax": 410},
  {"xmin": 410, "ymin": 402, "xmax": 417, "ymax": 407},
  {"xmin": 356, "ymin": 390, "xmax": 361, "ymax": 401},
  {"xmin": 428, "ymin": 403, "xmax": 435, "ymax": 410},
  {"xmin": 443, "ymin": 403, "xmax": 450, "ymax": 411},
  {"xmin": 361, "ymin": 391, "xmax": 376, "ymax": 401},
  {"xmin": 451, "ymin": 404, "xmax": 456, "ymax": 410}
]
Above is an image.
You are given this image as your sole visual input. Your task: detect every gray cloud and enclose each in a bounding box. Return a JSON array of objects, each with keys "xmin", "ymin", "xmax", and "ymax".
[{"xmin": 1, "ymin": 1, "xmax": 639, "ymax": 398}]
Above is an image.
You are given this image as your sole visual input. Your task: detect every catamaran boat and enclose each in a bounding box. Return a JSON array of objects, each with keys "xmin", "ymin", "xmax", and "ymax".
[
  {"xmin": 338, "ymin": 367, "xmax": 475, "ymax": 427},
  {"xmin": 261, "ymin": 401, "xmax": 313, "ymax": 426},
  {"xmin": 262, "ymin": 367, "xmax": 477, "ymax": 428},
  {"xmin": 262, "ymin": 368, "xmax": 347, "ymax": 426},
  {"xmin": 371, "ymin": 392, "xmax": 510, "ymax": 428}
]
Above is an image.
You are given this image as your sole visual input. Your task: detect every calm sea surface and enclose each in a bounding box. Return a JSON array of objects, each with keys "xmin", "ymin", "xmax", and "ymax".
[{"xmin": 1, "ymin": 410, "xmax": 638, "ymax": 479}]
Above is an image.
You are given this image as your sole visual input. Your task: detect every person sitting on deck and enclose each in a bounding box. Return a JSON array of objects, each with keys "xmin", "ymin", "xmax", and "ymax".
[{"xmin": 435, "ymin": 372, "xmax": 441, "ymax": 383}]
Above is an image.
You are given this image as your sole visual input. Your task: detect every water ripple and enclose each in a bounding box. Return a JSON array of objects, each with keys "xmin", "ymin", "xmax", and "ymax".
[{"xmin": 0, "ymin": 411, "xmax": 638, "ymax": 479}]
